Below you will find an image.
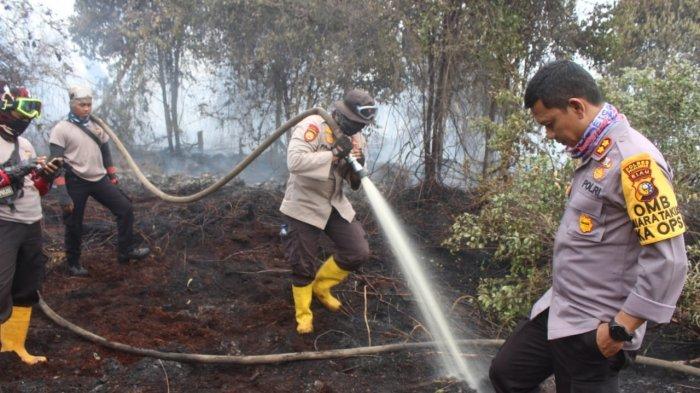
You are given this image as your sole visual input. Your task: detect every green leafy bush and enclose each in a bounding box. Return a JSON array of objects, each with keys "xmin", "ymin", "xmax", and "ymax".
[
  {"xmin": 476, "ymin": 267, "xmax": 551, "ymax": 328},
  {"xmin": 443, "ymin": 154, "xmax": 572, "ymax": 327},
  {"xmin": 678, "ymin": 245, "xmax": 700, "ymax": 333}
]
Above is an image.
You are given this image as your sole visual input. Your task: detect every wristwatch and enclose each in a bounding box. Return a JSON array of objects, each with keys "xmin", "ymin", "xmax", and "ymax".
[{"xmin": 608, "ymin": 319, "xmax": 634, "ymax": 342}]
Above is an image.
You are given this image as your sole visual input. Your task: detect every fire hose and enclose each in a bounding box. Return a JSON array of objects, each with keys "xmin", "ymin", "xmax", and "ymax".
[
  {"xmin": 37, "ymin": 296, "xmax": 700, "ymax": 376},
  {"xmin": 90, "ymin": 107, "xmax": 348, "ymax": 203}
]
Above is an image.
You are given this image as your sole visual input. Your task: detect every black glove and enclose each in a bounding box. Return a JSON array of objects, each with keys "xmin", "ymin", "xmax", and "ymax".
[{"xmin": 331, "ymin": 135, "xmax": 353, "ymax": 159}]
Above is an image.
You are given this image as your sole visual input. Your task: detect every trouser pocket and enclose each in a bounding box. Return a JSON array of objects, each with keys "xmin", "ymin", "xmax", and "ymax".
[{"xmin": 581, "ymin": 328, "xmax": 607, "ymax": 360}]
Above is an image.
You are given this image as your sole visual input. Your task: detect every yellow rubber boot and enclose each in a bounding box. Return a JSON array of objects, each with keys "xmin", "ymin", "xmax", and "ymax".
[
  {"xmin": 312, "ymin": 256, "xmax": 349, "ymax": 312},
  {"xmin": 292, "ymin": 284, "xmax": 314, "ymax": 334},
  {"xmin": 0, "ymin": 306, "xmax": 47, "ymax": 365}
]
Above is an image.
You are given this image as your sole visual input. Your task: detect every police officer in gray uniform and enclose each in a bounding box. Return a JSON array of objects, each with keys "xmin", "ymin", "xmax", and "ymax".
[{"xmin": 489, "ymin": 61, "xmax": 688, "ymax": 392}]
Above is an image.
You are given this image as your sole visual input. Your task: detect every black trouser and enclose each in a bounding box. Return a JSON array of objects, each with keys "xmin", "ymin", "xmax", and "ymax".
[
  {"xmin": 490, "ymin": 309, "xmax": 632, "ymax": 393},
  {"xmin": 64, "ymin": 173, "xmax": 134, "ymax": 265},
  {"xmin": 0, "ymin": 220, "xmax": 46, "ymax": 322},
  {"xmin": 282, "ymin": 209, "xmax": 370, "ymax": 286}
]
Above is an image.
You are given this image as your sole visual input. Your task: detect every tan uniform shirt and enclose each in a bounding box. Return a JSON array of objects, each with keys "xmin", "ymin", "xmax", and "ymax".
[
  {"xmin": 279, "ymin": 114, "xmax": 366, "ymax": 229},
  {"xmin": 0, "ymin": 134, "xmax": 42, "ymax": 224},
  {"xmin": 49, "ymin": 119, "xmax": 110, "ymax": 182},
  {"xmin": 530, "ymin": 119, "xmax": 688, "ymax": 350}
]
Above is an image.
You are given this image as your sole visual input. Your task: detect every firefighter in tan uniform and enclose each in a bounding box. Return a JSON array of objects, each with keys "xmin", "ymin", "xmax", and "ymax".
[
  {"xmin": 490, "ymin": 61, "xmax": 688, "ymax": 392},
  {"xmin": 280, "ymin": 89, "xmax": 378, "ymax": 334}
]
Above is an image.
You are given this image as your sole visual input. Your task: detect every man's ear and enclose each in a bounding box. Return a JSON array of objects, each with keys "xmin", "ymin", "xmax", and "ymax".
[{"xmin": 568, "ymin": 98, "xmax": 586, "ymax": 119}]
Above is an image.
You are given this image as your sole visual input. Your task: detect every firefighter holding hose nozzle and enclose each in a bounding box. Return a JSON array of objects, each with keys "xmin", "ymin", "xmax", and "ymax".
[
  {"xmin": 280, "ymin": 89, "xmax": 378, "ymax": 334},
  {"xmin": 0, "ymin": 82, "xmax": 61, "ymax": 365}
]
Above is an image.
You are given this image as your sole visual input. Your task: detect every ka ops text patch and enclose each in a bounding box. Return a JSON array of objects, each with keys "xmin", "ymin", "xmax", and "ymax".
[{"xmin": 620, "ymin": 153, "xmax": 685, "ymax": 245}]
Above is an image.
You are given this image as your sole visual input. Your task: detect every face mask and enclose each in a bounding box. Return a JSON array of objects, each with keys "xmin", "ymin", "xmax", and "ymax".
[
  {"xmin": 335, "ymin": 112, "xmax": 365, "ymax": 136},
  {"xmin": 3, "ymin": 118, "xmax": 31, "ymax": 136}
]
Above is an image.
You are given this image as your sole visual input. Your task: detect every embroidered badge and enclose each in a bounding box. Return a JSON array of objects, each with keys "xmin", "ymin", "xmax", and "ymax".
[
  {"xmin": 593, "ymin": 166, "xmax": 606, "ymax": 181},
  {"xmin": 304, "ymin": 124, "xmax": 319, "ymax": 142},
  {"xmin": 602, "ymin": 157, "xmax": 613, "ymax": 169},
  {"xmin": 324, "ymin": 125, "xmax": 335, "ymax": 144},
  {"xmin": 623, "ymin": 158, "xmax": 657, "ymax": 202},
  {"xmin": 594, "ymin": 137, "xmax": 612, "ymax": 156},
  {"xmin": 579, "ymin": 213, "xmax": 593, "ymax": 233},
  {"xmin": 621, "ymin": 153, "xmax": 686, "ymax": 245}
]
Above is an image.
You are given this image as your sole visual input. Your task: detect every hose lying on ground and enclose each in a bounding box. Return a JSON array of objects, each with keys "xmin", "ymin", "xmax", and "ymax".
[
  {"xmin": 91, "ymin": 107, "xmax": 342, "ymax": 203},
  {"xmin": 38, "ymin": 297, "xmax": 700, "ymax": 376}
]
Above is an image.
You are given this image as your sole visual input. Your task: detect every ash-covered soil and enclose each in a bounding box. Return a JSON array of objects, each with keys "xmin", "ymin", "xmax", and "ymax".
[{"xmin": 0, "ymin": 179, "xmax": 697, "ymax": 392}]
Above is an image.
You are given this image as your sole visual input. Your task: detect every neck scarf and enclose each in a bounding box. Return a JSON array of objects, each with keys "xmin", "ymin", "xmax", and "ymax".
[
  {"xmin": 68, "ymin": 111, "xmax": 90, "ymax": 126},
  {"xmin": 567, "ymin": 103, "xmax": 625, "ymax": 159}
]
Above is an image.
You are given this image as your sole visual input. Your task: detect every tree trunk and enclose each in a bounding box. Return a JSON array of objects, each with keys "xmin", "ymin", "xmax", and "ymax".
[
  {"xmin": 171, "ymin": 41, "xmax": 182, "ymax": 154},
  {"xmin": 156, "ymin": 47, "xmax": 174, "ymax": 153},
  {"xmin": 482, "ymin": 97, "xmax": 497, "ymax": 179},
  {"xmin": 426, "ymin": 1, "xmax": 460, "ymax": 187},
  {"xmin": 423, "ymin": 32, "xmax": 436, "ymax": 186}
]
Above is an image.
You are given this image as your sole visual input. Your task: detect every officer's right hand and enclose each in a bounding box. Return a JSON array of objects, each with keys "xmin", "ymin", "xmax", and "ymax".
[{"xmin": 331, "ymin": 135, "xmax": 353, "ymax": 159}]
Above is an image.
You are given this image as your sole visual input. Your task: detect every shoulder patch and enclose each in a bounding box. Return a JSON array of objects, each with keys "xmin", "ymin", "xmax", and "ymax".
[
  {"xmin": 324, "ymin": 124, "xmax": 335, "ymax": 144},
  {"xmin": 620, "ymin": 153, "xmax": 685, "ymax": 245},
  {"xmin": 304, "ymin": 124, "xmax": 319, "ymax": 142}
]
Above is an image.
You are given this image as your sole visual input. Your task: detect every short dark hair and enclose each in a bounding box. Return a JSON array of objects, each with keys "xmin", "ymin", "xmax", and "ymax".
[{"xmin": 524, "ymin": 60, "xmax": 602, "ymax": 109}]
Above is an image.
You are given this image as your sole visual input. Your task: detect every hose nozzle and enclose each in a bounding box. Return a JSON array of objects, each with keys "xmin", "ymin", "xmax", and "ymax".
[{"xmin": 345, "ymin": 155, "xmax": 368, "ymax": 179}]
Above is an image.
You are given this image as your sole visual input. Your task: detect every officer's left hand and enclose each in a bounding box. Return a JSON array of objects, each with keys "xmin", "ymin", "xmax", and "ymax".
[{"xmin": 596, "ymin": 323, "xmax": 624, "ymax": 358}]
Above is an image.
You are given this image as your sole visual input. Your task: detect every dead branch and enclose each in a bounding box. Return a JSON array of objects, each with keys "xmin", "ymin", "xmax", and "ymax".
[{"xmin": 363, "ymin": 285, "xmax": 372, "ymax": 347}]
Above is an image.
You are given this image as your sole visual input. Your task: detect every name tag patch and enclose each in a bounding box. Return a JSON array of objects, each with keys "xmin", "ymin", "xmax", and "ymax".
[
  {"xmin": 621, "ymin": 153, "xmax": 685, "ymax": 245},
  {"xmin": 581, "ymin": 179, "xmax": 602, "ymax": 198}
]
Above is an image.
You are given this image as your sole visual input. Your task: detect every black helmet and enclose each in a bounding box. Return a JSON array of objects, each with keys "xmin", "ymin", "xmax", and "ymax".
[{"xmin": 333, "ymin": 89, "xmax": 377, "ymax": 125}]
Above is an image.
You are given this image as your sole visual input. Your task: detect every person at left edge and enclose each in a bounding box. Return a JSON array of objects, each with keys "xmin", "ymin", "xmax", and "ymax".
[
  {"xmin": 0, "ymin": 81, "xmax": 60, "ymax": 364},
  {"xmin": 49, "ymin": 86, "xmax": 150, "ymax": 277}
]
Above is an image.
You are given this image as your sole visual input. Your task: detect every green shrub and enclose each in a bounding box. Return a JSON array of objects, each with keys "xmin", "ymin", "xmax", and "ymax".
[
  {"xmin": 476, "ymin": 267, "xmax": 551, "ymax": 328},
  {"xmin": 443, "ymin": 153, "xmax": 571, "ymax": 327},
  {"xmin": 678, "ymin": 245, "xmax": 700, "ymax": 333}
]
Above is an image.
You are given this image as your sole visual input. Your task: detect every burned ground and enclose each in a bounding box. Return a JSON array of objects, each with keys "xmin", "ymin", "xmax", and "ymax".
[{"xmin": 0, "ymin": 179, "xmax": 697, "ymax": 392}]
